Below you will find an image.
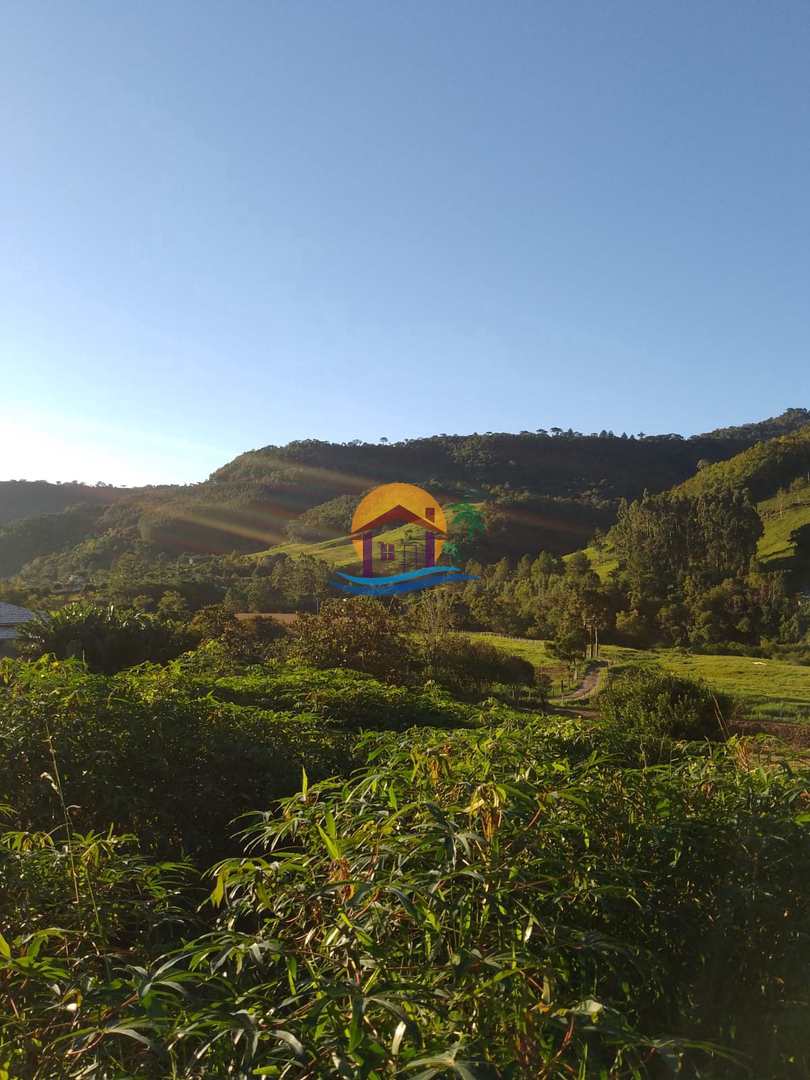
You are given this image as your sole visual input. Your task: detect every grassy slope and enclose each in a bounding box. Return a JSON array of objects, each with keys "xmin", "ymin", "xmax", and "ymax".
[
  {"xmin": 602, "ymin": 645, "xmax": 810, "ymax": 721},
  {"xmin": 474, "ymin": 633, "xmax": 810, "ymax": 722},
  {"xmin": 250, "ymin": 521, "xmax": 443, "ymax": 571},
  {"xmin": 563, "ymin": 544, "xmax": 617, "ymax": 581},
  {"xmin": 756, "ymin": 478, "xmax": 810, "ymax": 565},
  {"xmin": 466, "ymin": 633, "xmax": 555, "ymax": 668},
  {"xmin": 467, "ymin": 633, "xmax": 595, "ymax": 699},
  {"xmin": 565, "ymin": 444, "xmax": 810, "ymax": 579}
]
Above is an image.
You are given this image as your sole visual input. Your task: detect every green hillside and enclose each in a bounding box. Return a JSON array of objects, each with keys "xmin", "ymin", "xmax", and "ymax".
[
  {"xmin": 4, "ymin": 410, "xmax": 810, "ymax": 577},
  {"xmin": 0, "ymin": 479, "xmax": 129, "ymax": 526},
  {"xmin": 568, "ymin": 477, "xmax": 810, "ymax": 581},
  {"xmin": 674, "ymin": 424, "xmax": 810, "ymax": 502},
  {"xmin": 561, "ymin": 426, "xmax": 810, "ymax": 583},
  {"xmin": 135, "ymin": 415, "xmax": 810, "ymax": 557},
  {"xmin": 563, "ymin": 542, "xmax": 618, "ymax": 580},
  {"xmin": 251, "ymin": 521, "xmax": 427, "ymax": 572},
  {"xmin": 757, "ymin": 478, "xmax": 810, "ymax": 568},
  {"xmin": 602, "ymin": 645, "xmax": 810, "ymax": 722}
]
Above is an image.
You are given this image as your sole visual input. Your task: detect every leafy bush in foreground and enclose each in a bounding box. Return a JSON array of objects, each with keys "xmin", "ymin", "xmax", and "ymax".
[
  {"xmin": 290, "ymin": 598, "xmax": 412, "ymax": 682},
  {"xmin": 0, "ymin": 657, "xmax": 354, "ymax": 860},
  {"xmin": 15, "ymin": 602, "xmax": 190, "ymax": 673},
  {"xmin": 2, "ymin": 717, "xmax": 808, "ymax": 1078},
  {"xmin": 0, "ymin": 653, "xmax": 478, "ymax": 862},
  {"xmin": 211, "ymin": 663, "xmax": 474, "ymax": 729}
]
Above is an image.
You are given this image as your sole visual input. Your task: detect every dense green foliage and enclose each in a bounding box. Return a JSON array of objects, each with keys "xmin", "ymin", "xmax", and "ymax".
[
  {"xmin": 6, "ymin": 415, "xmax": 810, "ymax": 1075},
  {"xmin": 693, "ymin": 406, "xmax": 810, "ymax": 443},
  {"xmin": 285, "ymin": 493, "xmax": 358, "ymax": 543},
  {"xmin": 15, "ymin": 603, "xmax": 191, "ymax": 673},
  {"xmin": 612, "ymin": 490, "xmax": 763, "ymax": 599},
  {"xmin": 291, "ymin": 598, "xmax": 413, "ymax": 682},
  {"xmin": 0, "ymin": 504, "xmax": 108, "ymax": 577},
  {"xmin": 1, "ymin": 682, "xmax": 808, "ymax": 1077},
  {"xmin": 212, "ymin": 424, "xmax": 782, "ymax": 503},
  {"xmin": 0, "ymin": 479, "xmax": 125, "ymax": 526},
  {"xmin": 674, "ymin": 424, "xmax": 810, "ymax": 503},
  {"xmin": 0, "ymin": 656, "xmax": 352, "ymax": 860},
  {"xmin": 598, "ymin": 665, "xmax": 733, "ymax": 759},
  {"xmin": 451, "ymin": 493, "xmax": 809, "ymax": 653},
  {"xmin": 290, "ymin": 598, "xmax": 546, "ymax": 702}
]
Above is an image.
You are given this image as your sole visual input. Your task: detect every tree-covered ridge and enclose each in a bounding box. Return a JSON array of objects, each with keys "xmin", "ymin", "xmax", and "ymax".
[
  {"xmin": 673, "ymin": 423, "xmax": 810, "ymax": 501},
  {"xmin": 0, "ymin": 479, "xmax": 127, "ymax": 526},
  {"xmin": 4, "ymin": 411, "xmax": 810, "ymax": 625},
  {"xmin": 210, "ymin": 426, "xmax": 747, "ymax": 501},
  {"xmin": 0, "ymin": 504, "xmax": 109, "ymax": 578},
  {"xmin": 2, "ymin": 410, "xmax": 808, "ymax": 570},
  {"xmin": 694, "ymin": 406, "xmax": 810, "ymax": 443}
]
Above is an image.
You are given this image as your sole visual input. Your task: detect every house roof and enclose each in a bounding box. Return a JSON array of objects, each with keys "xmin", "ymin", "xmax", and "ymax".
[
  {"xmin": 0, "ymin": 602, "xmax": 35, "ymax": 631},
  {"xmin": 350, "ymin": 503, "xmax": 448, "ymax": 536}
]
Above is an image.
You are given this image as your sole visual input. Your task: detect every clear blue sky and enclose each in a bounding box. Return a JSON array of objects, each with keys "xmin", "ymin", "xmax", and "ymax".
[{"xmin": 2, "ymin": 1, "xmax": 809, "ymax": 485}]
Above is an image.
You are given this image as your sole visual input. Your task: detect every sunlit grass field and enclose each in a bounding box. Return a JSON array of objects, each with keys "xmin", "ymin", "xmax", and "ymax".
[
  {"xmin": 601, "ymin": 645, "xmax": 810, "ymax": 721},
  {"xmin": 474, "ymin": 633, "xmax": 810, "ymax": 722},
  {"xmin": 563, "ymin": 544, "xmax": 617, "ymax": 580},
  {"xmin": 467, "ymin": 633, "xmax": 598, "ymax": 700},
  {"xmin": 756, "ymin": 478, "xmax": 810, "ymax": 565}
]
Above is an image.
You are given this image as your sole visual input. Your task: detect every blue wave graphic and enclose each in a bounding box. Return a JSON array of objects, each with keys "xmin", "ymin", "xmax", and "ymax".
[
  {"xmin": 333, "ymin": 572, "xmax": 478, "ymax": 596},
  {"xmin": 331, "ymin": 565, "xmax": 478, "ymax": 596},
  {"xmin": 335, "ymin": 565, "xmax": 467, "ymax": 586}
]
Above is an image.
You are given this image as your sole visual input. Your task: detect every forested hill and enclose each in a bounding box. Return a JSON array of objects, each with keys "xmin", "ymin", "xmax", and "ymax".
[
  {"xmin": 137, "ymin": 422, "xmax": 799, "ymax": 556},
  {"xmin": 694, "ymin": 407, "xmax": 810, "ymax": 443},
  {"xmin": 672, "ymin": 424, "xmax": 810, "ymax": 502},
  {"xmin": 0, "ymin": 480, "xmax": 131, "ymax": 526},
  {"xmin": 579, "ymin": 422, "xmax": 810, "ymax": 588},
  {"xmin": 2, "ymin": 408, "xmax": 809, "ymax": 575},
  {"xmin": 211, "ymin": 424, "xmax": 788, "ymax": 496}
]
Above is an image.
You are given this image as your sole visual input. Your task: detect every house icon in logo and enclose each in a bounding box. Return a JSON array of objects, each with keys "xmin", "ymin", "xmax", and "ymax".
[
  {"xmin": 332, "ymin": 482, "xmax": 477, "ymax": 596},
  {"xmin": 350, "ymin": 482, "xmax": 447, "ymax": 577}
]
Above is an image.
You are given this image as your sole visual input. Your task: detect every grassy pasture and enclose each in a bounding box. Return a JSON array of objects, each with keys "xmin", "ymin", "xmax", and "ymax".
[
  {"xmin": 756, "ymin": 478, "xmax": 810, "ymax": 566},
  {"xmin": 474, "ymin": 633, "xmax": 810, "ymax": 723},
  {"xmin": 603, "ymin": 646, "xmax": 810, "ymax": 723},
  {"xmin": 467, "ymin": 632, "xmax": 601, "ymax": 700},
  {"xmin": 563, "ymin": 543, "xmax": 617, "ymax": 580}
]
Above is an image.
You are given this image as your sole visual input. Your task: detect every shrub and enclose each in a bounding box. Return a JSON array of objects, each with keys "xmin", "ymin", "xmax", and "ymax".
[
  {"xmin": 290, "ymin": 597, "xmax": 412, "ymax": 681},
  {"xmin": 0, "ymin": 826, "xmax": 195, "ymax": 1079},
  {"xmin": 425, "ymin": 633, "xmax": 536, "ymax": 698},
  {"xmin": 5, "ymin": 719, "xmax": 806, "ymax": 1076},
  {"xmin": 188, "ymin": 602, "xmax": 237, "ymax": 641},
  {"xmin": 218, "ymin": 614, "xmax": 288, "ymax": 662},
  {"xmin": 599, "ymin": 664, "xmax": 734, "ymax": 759},
  {"xmin": 15, "ymin": 602, "xmax": 190, "ymax": 673}
]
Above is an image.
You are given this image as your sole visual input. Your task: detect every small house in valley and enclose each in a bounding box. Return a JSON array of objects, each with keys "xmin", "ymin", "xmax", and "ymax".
[{"xmin": 0, "ymin": 602, "xmax": 35, "ymax": 653}]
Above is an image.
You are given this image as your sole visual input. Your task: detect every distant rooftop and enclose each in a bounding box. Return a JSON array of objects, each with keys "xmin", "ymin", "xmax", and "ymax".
[{"xmin": 0, "ymin": 602, "xmax": 35, "ymax": 640}]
